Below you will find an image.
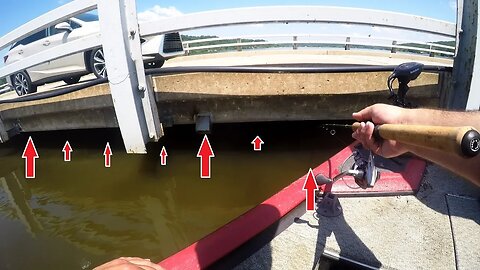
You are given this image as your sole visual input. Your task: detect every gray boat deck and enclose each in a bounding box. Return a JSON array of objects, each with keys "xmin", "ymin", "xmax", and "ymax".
[{"xmin": 236, "ymin": 165, "xmax": 480, "ymax": 270}]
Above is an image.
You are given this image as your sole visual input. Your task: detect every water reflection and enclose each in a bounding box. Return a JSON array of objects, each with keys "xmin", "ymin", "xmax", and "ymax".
[
  {"xmin": 0, "ymin": 171, "xmax": 43, "ymax": 236},
  {"xmin": 0, "ymin": 123, "xmax": 351, "ymax": 269}
]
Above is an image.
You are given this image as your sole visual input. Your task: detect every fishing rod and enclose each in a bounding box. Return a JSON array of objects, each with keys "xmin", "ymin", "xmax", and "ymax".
[{"xmin": 324, "ymin": 123, "xmax": 480, "ymax": 158}]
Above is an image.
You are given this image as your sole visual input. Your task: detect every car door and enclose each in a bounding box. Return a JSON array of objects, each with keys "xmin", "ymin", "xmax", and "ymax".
[
  {"xmin": 46, "ymin": 20, "xmax": 87, "ymax": 76},
  {"xmin": 10, "ymin": 29, "xmax": 51, "ymax": 83}
]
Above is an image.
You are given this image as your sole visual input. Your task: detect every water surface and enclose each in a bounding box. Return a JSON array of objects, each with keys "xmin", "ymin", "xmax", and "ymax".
[{"xmin": 0, "ymin": 122, "xmax": 351, "ymax": 269}]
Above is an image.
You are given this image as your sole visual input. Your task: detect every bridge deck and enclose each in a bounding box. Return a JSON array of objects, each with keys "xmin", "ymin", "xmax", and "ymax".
[{"xmin": 0, "ymin": 50, "xmax": 452, "ymax": 136}]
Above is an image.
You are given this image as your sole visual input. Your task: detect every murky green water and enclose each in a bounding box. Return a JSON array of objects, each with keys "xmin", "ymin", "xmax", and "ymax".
[{"xmin": 0, "ymin": 122, "xmax": 351, "ymax": 269}]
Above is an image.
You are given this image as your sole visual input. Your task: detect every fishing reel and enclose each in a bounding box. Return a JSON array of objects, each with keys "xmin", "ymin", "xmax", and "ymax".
[
  {"xmin": 387, "ymin": 62, "xmax": 424, "ymax": 108},
  {"xmin": 315, "ymin": 151, "xmax": 380, "ymax": 189},
  {"xmin": 314, "ymin": 150, "xmax": 379, "ymax": 217}
]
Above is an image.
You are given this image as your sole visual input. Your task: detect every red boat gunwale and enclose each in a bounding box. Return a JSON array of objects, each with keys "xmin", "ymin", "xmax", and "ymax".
[{"xmin": 158, "ymin": 143, "xmax": 425, "ymax": 269}]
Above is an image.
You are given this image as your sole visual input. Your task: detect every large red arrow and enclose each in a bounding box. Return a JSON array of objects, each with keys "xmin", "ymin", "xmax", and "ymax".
[
  {"xmin": 62, "ymin": 141, "xmax": 72, "ymax": 162},
  {"xmin": 251, "ymin": 135, "xmax": 264, "ymax": 151},
  {"xmin": 160, "ymin": 146, "xmax": 168, "ymax": 166},
  {"xmin": 22, "ymin": 136, "xmax": 39, "ymax": 179},
  {"xmin": 103, "ymin": 142, "xmax": 112, "ymax": 168},
  {"xmin": 196, "ymin": 135, "xmax": 214, "ymax": 178},
  {"xmin": 303, "ymin": 168, "xmax": 319, "ymax": 211}
]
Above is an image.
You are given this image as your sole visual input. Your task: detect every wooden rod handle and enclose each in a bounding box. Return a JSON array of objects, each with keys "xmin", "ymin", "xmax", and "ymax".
[{"xmin": 352, "ymin": 123, "xmax": 480, "ymax": 157}]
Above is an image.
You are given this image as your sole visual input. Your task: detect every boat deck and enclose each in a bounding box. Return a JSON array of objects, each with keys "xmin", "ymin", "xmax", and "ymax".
[{"xmin": 236, "ymin": 164, "xmax": 480, "ymax": 270}]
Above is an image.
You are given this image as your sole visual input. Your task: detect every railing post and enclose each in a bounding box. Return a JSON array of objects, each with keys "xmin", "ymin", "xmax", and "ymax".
[
  {"xmin": 429, "ymin": 44, "xmax": 434, "ymax": 57},
  {"xmin": 125, "ymin": 0, "xmax": 163, "ymax": 143},
  {"xmin": 97, "ymin": 0, "xmax": 160, "ymax": 153},
  {"xmin": 236, "ymin": 38, "xmax": 242, "ymax": 51},
  {"xmin": 293, "ymin": 36, "xmax": 298, "ymax": 50},
  {"xmin": 391, "ymin": 40, "xmax": 397, "ymax": 53},
  {"xmin": 345, "ymin": 37, "xmax": 351, "ymax": 50},
  {"xmin": 184, "ymin": 43, "xmax": 190, "ymax": 56}
]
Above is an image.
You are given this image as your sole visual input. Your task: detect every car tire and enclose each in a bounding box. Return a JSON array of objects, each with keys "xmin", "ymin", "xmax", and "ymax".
[
  {"xmin": 90, "ymin": 48, "xmax": 107, "ymax": 79},
  {"xmin": 63, "ymin": 76, "xmax": 81, "ymax": 85},
  {"xmin": 11, "ymin": 71, "xmax": 37, "ymax": 96}
]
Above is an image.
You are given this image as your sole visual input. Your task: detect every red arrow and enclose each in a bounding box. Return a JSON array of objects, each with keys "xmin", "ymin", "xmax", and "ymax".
[
  {"xmin": 62, "ymin": 141, "xmax": 72, "ymax": 162},
  {"xmin": 196, "ymin": 135, "xmax": 214, "ymax": 178},
  {"xmin": 251, "ymin": 135, "xmax": 264, "ymax": 151},
  {"xmin": 160, "ymin": 146, "xmax": 168, "ymax": 166},
  {"xmin": 302, "ymin": 168, "xmax": 319, "ymax": 211},
  {"xmin": 22, "ymin": 136, "xmax": 39, "ymax": 179},
  {"xmin": 103, "ymin": 142, "xmax": 112, "ymax": 168}
]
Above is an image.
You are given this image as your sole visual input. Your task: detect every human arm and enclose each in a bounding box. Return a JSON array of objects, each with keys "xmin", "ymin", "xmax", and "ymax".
[
  {"xmin": 93, "ymin": 257, "xmax": 164, "ymax": 270},
  {"xmin": 351, "ymin": 104, "xmax": 480, "ymax": 186}
]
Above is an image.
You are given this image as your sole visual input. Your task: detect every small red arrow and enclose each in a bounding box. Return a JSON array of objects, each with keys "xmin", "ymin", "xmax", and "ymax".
[
  {"xmin": 302, "ymin": 168, "xmax": 319, "ymax": 211},
  {"xmin": 62, "ymin": 141, "xmax": 72, "ymax": 162},
  {"xmin": 196, "ymin": 135, "xmax": 214, "ymax": 178},
  {"xmin": 22, "ymin": 136, "xmax": 39, "ymax": 179},
  {"xmin": 103, "ymin": 142, "xmax": 112, "ymax": 168},
  {"xmin": 160, "ymin": 146, "xmax": 168, "ymax": 166},
  {"xmin": 251, "ymin": 135, "xmax": 264, "ymax": 151}
]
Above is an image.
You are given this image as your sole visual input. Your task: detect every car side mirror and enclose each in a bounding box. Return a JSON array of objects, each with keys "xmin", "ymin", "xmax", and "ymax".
[{"xmin": 54, "ymin": 22, "xmax": 73, "ymax": 33}]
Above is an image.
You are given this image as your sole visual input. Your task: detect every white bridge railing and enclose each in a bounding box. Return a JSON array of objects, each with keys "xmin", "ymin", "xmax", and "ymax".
[
  {"xmin": 0, "ymin": 0, "xmax": 99, "ymax": 79},
  {"xmin": 0, "ymin": 4, "xmax": 457, "ymax": 80},
  {"xmin": 182, "ymin": 34, "xmax": 455, "ymax": 57},
  {"xmin": 0, "ymin": 0, "xmax": 460, "ymax": 152}
]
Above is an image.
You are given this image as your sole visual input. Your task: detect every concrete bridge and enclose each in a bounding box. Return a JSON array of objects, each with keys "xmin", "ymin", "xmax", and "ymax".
[
  {"xmin": 0, "ymin": 50, "xmax": 452, "ymax": 136},
  {"xmin": 0, "ymin": 0, "xmax": 477, "ymax": 153}
]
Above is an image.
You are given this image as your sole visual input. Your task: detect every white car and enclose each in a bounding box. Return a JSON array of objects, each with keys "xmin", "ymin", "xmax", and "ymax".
[{"xmin": 4, "ymin": 13, "xmax": 184, "ymax": 96}]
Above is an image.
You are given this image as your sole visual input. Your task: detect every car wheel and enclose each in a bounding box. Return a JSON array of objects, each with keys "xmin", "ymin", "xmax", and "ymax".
[
  {"xmin": 90, "ymin": 48, "xmax": 107, "ymax": 78},
  {"xmin": 63, "ymin": 76, "xmax": 81, "ymax": 85},
  {"xmin": 144, "ymin": 59, "xmax": 165, "ymax": 69},
  {"xmin": 11, "ymin": 71, "xmax": 37, "ymax": 96}
]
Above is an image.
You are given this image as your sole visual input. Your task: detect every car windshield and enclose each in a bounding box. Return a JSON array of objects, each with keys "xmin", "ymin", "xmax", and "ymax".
[{"xmin": 74, "ymin": 12, "xmax": 98, "ymax": 22}]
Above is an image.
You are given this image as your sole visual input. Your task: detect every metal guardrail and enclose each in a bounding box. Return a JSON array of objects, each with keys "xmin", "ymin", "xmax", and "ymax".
[
  {"xmin": 0, "ymin": 0, "xmax": 160, "ymax": 153},
  {"xmin": 182, "ymin": 34, "xmax": 455, "ymax": 58},
  {"xmin": 184, "ymin": 34, "xmax": 455, "ymax": 50},
  {"xmin": 0, "ymin": 83, "xmax": 11, "ymax": 95},
  {"xmin": 0, "ymin": 0, "xmax": 99, "ymax": 79},
  {"xmin": 138, "ymin": 7, "xmax": 455, "ymax": 59},
  {"xmin": 139, "ymin": 6, "xmax": 456, "ymax": 38},
  {"xmin": 0, "ymin": 4, "xmax": 456, "ymax": 79}
]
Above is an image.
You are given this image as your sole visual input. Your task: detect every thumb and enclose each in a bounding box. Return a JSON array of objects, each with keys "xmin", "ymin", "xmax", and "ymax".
[{"xmin": 352, "ymin": 106, "xmax": 373, "ymax": 121}]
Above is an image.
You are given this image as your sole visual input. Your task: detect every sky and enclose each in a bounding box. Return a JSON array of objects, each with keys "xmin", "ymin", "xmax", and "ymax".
[
  {"xmin": 0, "ymin": 0, "xmax": 458, "ymax": 37},
  {"xmin": 0, "ymin": 0, "xmax": 458, "ymax": 63}
]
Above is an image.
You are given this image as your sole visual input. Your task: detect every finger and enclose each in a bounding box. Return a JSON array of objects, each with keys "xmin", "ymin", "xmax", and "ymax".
[
  {"xmin": 353, "ymin": 122, "xmax": 368, "ymax": 149},
  {"xmin": 351, "ymin": 122, "xmax": 363, "ymax": 140},
  {"xmin": 363, "ymin": 121, "xmax": 382, "ymax": 154},
  {"xmin": 352, "ymin": 105, "xmax": 373, "ymax": 121},
  {"xmin": 121, "ymin": 258, "xmax": 163, "ymax": 270},
  {"xmin": 120, "ymin": 257, "xmax": 150, "ymax": 261},
  {"xmin": 137, "ymin": 266, "xmax": 162, "ymax": 270},
  {"xmin": 354, "ymin": 121, "xmax": 373, "ymax": 152},
  {"xmin": 93, "ymin": 258, "xmax": 128, "ymax": 270}
]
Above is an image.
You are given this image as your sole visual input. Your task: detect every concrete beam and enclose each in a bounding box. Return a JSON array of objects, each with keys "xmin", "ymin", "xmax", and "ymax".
[
  {"xmin": 0, "ymin": 70, "xmax": 445, "ymax": 135},
  {"xmin": 152, "ymin": 71, "xmax": 442, "ymax": 124},
  {"xmin": 152, "ymin": 72, "xmax": 440, "ymax": 96}
]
